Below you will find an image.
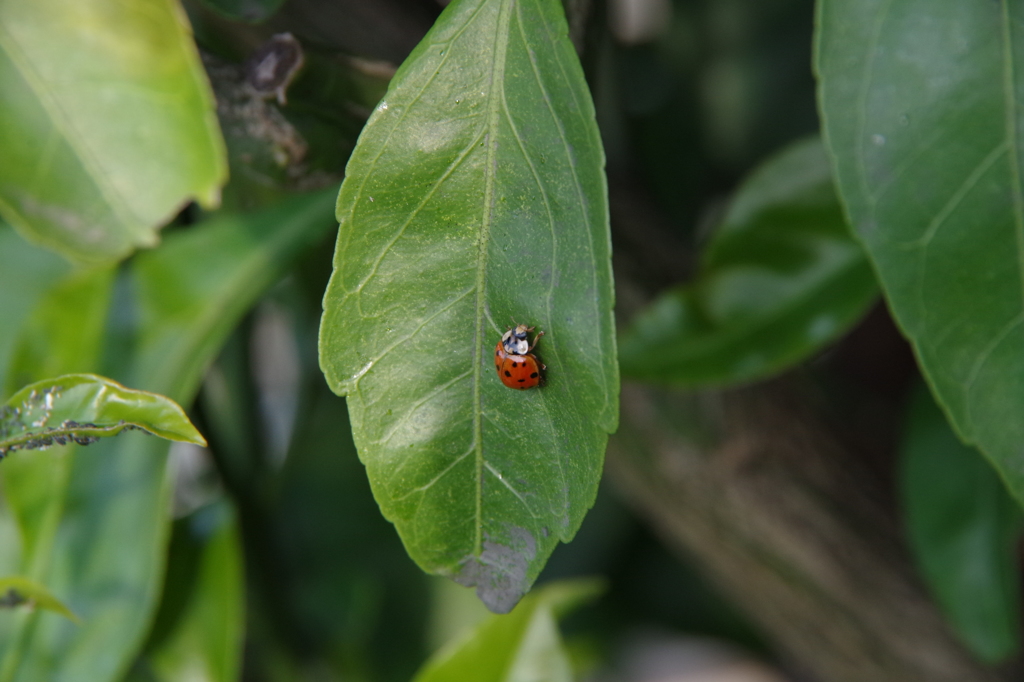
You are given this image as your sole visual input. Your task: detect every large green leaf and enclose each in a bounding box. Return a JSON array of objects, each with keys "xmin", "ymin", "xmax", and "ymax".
[
  {"xmin": 816, "ymin": 1, "xmax": 1024, "ymax": 501},
  {"xmin": 619, "ymin": 137, "xmax": 877, "ymax": 386},
  {"xmin": 900, "ymin": 383, "xmax": 1022, "ymax": 663},
  {"xmin": 0, "ymin": 0, "xmax": 226, "ymax": 263},
  {"xmin": 0, "ymin": 374, "xmax": 206, "ymax": 458},
  {"xmin": 319, "ymin": 0, "xmax": 618, "ymax": 613},
  {"xmin": 412, "ymin": 579, "xmax": 600, "ymax": 682},
  {"xmin": 0, "ymin": 190, "xmax": 337, "ymax": 682}
]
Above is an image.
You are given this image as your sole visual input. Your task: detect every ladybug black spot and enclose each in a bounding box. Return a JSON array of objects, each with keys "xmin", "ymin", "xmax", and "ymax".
[
  {"xmin": 504, "ymin": 370, "xmax": 512, "ymax": 377},
  {"xmin": 530, "ymin": 372, "xmax": 538, "ymax": 378},
  {"xmin": 517, "ymin": 379, "xmax": 525, "ymax": 383}
]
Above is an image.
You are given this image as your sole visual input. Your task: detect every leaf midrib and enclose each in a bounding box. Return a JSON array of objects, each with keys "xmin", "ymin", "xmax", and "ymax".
[
  {"xmin": 472, "ymin": 0, "xmax": 514, "ymax": 557},
  {"xmin": 0, "ymin": 22, "xmax": 139, "ymax": 231}
]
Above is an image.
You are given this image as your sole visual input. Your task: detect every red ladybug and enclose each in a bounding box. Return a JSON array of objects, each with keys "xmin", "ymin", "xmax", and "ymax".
[{"xmin": 494, "ymin": 324, "xmax": 545, "ymax": 390}]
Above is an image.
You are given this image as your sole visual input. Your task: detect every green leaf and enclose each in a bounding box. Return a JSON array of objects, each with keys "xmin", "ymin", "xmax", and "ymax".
[
  {"xmin": 0, "ymin": 190, "xmax": 337, "ymax": 682},
  {"xmin": 134, "ymin": 188, "xmax": 339, "ymax": 401},
  {"xmin": 0, "ymin": 577, "xmax": 78, "ymax": 624},
  {"xmin": 138, "ymin": 503, "xmax": 244, "ymax": 682},
  {"xmin": 0, "ymin": 253, "xmax": 113, "ymax": 630},
  {"xmin": 0, "ymin": 227, "xmax": 71, "ymax": 401},
  {"xmin": 271, "ymin": 381, "xmax": 432, "ymax": 680},
  {"xmin": 618, "ymin": 137, "xmax": 877, "ymax": 386},
  {"xmin": 319, "ymin": 0, "xmax": 618, "ymax": 613},
  {"xmin": 3, "ymin": 267, "xmax": 115, "ymax": 398},
  {"xmin": 412, "ymin": 579, "xmax": 601, "ymax": 682},
  {"xmin": 900, "ymin": 382, "xmax": 1023, "ymax": 663},
  {"xmin": 0, "ymin": 0, "xmax": 227, "ymax": 264},
  {"xmin": 816, "ymin": 2, "xmax": 1024, "ymax": 502},
  {"xmin": 0, "ymin": 374, "xmax": 206, "ymax": 458}
]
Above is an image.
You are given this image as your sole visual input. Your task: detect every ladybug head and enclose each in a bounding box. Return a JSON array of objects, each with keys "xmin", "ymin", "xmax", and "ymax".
[
  {"xmin": 512, "ymin": 324, "xmax": 532, "ymax": 340},
  {"xmin": 502, "ymin": 323, "xmax": 533, "ymax": 355}
]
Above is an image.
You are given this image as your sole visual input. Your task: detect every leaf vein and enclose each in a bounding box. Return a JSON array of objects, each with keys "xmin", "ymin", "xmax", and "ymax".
[
  {"xmin": 354, "ymin": 128, "xmax": 486, "ymax": 296},
  {"xmin": 377, "ymin": 369, "xmax": 473, "ymax": 446},
  {"xmin": 472, "ymin": 0, "xmax": 515, "ymax": 557},
  {"xmin": 899, "ymin": 142, "xmax": 1008, "ymax": 250},
  {"xmin": 392, "ymin": 444, "xmax": 476, "ymax": 501},
  {"xmin": 484, "ymin": 462, "xmax": 537, "ymax": 517},
  {"xmin": 0, "ymin": 25, "xmax": 139, "ymax": 229},
  {"xmin": 962, "ymin": 312, "xmax": 1024, "ymax": 429},
  {"xmin": 351, "ymin": 286, "xmax": 475, "ymax": 391},
  {"xmin": 522, "ymin": 0, "xmax": 610, "ymax": 422}
]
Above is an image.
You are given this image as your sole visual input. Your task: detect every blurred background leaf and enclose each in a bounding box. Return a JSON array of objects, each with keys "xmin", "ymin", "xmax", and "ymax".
[
  {"xmin": 412, "ymin": 579, "xmax": 602, "ymax": 682},
  {"xmin": 0, "ymin": 189, "xmax": 336, "ymax": 682},
  {"xmin": 0, "ymin": 0, "xmax": 227, "ymax": 263},
  {"xmin": 127, "ymin": 501, "xmax": 244, "ymax": 682},
  {"xmin": 618, "ymin": 137, "xmax": 877, "ymax": 386},
  {"xmin": 0, "ymin": 226, "xmax": 72, "ymax": 400},
  {"xmin": 900, "ymin": 382, "xmax": 1023, "ymax": 663}
]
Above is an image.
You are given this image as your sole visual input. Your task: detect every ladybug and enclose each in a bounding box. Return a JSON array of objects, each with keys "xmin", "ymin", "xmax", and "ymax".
[{"xmin": 494, "ymin": 323, "xmax": 545, "ymax": 390}]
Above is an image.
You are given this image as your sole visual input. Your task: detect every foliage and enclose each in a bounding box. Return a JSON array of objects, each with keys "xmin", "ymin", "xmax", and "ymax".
[
  {"xmin": 411, "ymin": 579, "xmax": 601, "ymax": 682},
  {"xmin": 619, "ymin": 136, "xmax": 877, "ymax": 386},
  {"xmin": 0, "ymin": 0, "xmax": 225, "ymax": 263},
  {"xmin": 817, "ymin": 0, "xmax": 1024, "ymax": 509},
  {"xmin": 0, "ymin": 577, "xmax": 77, "ymax": 624},
  {"xmin": 0, "ymin": 0, "xmax": 1021, "ymax": 679},
  {"xmin": 0, "ymin": 374, "xmax": 206, "ymax": 457},
  {"xmin": 900, "ymin": 383, "xmax": 1023, "ymax": 662},
  {"xmin": 319, "ymin": 0, "xmax": 617, "ymax": 613}
]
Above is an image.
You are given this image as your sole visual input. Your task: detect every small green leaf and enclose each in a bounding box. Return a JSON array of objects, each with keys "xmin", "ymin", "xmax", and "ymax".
[
  {"xmin": 0, "ymin": 374, "xmax": 206, "ymax": 458},
  {"xmin": 413, "ymin": 579, "xmax": 602, "ymax": 682},
  {"xmin": 619, "ymin": 137, "xmax": 877, "ymax": 386},
  {"xmin": 900, "ymin": 383, "xmax": 1023, "ymax": 663},
  {"xmin": 0, "ymin": 577, "xmax": 78, "ymax": 624},
  {"xmin": 0, "ymin": 0, "xmax": 227, "ymax": 263},
  {"xmin": 319, "ymin": 0, "xmax": 618, "ymax": 613},
  {"xmin": 816, "ymin": 0, "xmax": 1024, "ymax": 504}
]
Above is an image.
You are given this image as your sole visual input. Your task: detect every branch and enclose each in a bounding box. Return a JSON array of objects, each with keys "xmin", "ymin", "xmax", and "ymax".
[{"xmin": 606, "ymin": 382, "xmax": 1011, "ymax": 682}]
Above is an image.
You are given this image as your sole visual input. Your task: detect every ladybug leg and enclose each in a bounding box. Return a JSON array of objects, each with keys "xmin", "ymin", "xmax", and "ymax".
[{"xmin": 528, "ymin": 330, "xmax": 545, "ymax": 351}]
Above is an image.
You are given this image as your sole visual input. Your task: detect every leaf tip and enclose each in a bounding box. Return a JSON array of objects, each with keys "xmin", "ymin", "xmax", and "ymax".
[{"xmin": 452, "ymin": 527, "xmax": 537, "ymax": 614}]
